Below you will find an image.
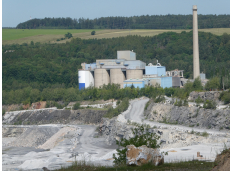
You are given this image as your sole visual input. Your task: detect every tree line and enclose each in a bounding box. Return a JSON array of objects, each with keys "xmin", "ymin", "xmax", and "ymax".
[
  {"xmin": 16, "ymin": 14, "xmax": 230, "ymax": 29},
  {"xmin": 3, "ymin": 78, "xmax": 229, "ymax": 106}
]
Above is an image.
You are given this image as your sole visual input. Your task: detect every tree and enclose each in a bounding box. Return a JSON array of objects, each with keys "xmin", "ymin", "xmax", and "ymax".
[
  {"xmin": 73, "ymin": 102, "xmax": 80, "ymax": 110},
  {"xmin": 205, "ymin": 77, "xmax": 220, "ymax": 90},
  {"xmin": 193, "ymin": 77, "xmax": 203, "ymax": 90},
  {"xmin": 91, "ymin": 31, "xmax": 96, "ymax": 35},
  {"xmin": 113, "ymin": 125, "xmax": 161, "ymax": 165},
  {"xmin": 65, "ymin": 32, "xmax": 73, "ymax": 39}
]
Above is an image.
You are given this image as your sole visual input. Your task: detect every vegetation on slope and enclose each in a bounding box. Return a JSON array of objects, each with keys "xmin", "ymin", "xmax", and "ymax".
[
  {"xmin": 3, "ymin": 31, "xmax": 229, "ymax": 90},
  {"xmin": 16, "ymin": 15, "xmax": 230, "ymax": 29}
]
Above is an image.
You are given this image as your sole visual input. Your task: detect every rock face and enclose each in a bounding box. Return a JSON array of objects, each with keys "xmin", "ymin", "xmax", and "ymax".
[
  {"xmin": 3, "ymin": 109, "xmax": 107, "ymax": 125},
  {"xmin": 188, "ymin": 91, "xmax": 222, "ymax": 103},
  {"xmin": 144, "ymin": 102, "xmax": 230, "ymax": 130},
  {"xmin": 126, "ymin": 145, "xmax": 164, "ymax": 166},
  {"xmin": 99, "ymin": 117, "xmax": 133, "ymax": 145}
]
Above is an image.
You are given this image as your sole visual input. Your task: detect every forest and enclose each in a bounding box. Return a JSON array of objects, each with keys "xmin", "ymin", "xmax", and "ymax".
[
  {"xmin": 2, "ymin": 31, "xmax": 230, "ymax": 105},
  {"xmin": 16, "ymin": 15, "xmax": 230, "ymax": 29}
]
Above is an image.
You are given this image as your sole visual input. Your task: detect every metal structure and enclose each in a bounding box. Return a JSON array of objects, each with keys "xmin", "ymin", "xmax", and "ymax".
[
  {"xmin": 110, "ymin": 69, "xmax": 126, "ymax": 88},
  {"xmin": 193, "ymin": 5, "xmax": 200, "ymax": 79},
  {"xmin": 94, "ymin": 69, "xmax": 110, "ymax": 88}
]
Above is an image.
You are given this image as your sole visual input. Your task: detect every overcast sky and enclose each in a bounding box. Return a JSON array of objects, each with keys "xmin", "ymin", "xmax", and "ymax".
[{"xmin": 2, "ymin": 0, "xmax": 230, "ymax": 27}]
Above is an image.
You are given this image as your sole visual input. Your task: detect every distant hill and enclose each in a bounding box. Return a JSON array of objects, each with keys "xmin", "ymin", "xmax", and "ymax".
[{"xmin": 16, "ymin": 15, "xmax": 230, "ymax": 29}]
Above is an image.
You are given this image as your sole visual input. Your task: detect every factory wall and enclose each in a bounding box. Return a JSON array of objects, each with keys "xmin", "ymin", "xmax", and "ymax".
[
  {"xmin": 161, "ymin": 77, "xmax": 172, "ymax": 88},
  {"xmin": 85, "ymin": 63, "xmax": 97, "ymax": 70},
  {"xmin": 145, "ymin": 66, "xmax": 157, "ymax": 75},
  {"xmin": 172, "ymin": 77, "xmax": 181, "ymax": 87},
  {"xmin": 78, "ymin": 70, "xmax": 94, "ymax": 90},
  {"xmin": 148, "ymin": 78, "xmax": 161, "ymax": 87},
  {"xmin": 145, "ymin": 66, "xmax": 166, "ymax": 76},
  {"xmin": 124, "ymin": 60, "xmax": 146, "ymax": 69},
  {"xmin": 126, "ymin": 70, "xmax": 143, "ymax": 79},
  {"xmin": 157, "ymin": 66, "xmax": 166, "ymax": 76},
  {"xmin": 123, "ymin": 80, "xmax": 147, "ymax": 88},
  {"xmin": 117, "ymin": 51, "xmax": 136, "ymax": 60}
]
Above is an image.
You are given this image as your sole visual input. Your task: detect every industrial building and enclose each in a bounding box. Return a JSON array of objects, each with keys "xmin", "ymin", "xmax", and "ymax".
[{"xmin": 78, "ymin": 50, "xmax": 183, "ymax": 90}]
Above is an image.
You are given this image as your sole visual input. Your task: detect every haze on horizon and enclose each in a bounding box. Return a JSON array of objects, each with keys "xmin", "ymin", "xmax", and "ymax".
[{"xmin": 2, "ymin": 0, "xmax": 230, "ymax": 27}]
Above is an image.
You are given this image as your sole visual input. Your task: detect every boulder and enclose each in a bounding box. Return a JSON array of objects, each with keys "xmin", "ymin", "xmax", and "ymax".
[{"xmin": 126, "ymin": 145, "xmax": 164, "ymax": 166}]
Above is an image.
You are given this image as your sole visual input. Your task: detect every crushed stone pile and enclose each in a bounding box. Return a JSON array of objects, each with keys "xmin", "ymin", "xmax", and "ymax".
[
  {"xmin": 38, "ymin": 127, "xmax": 77, "ymax": 150},
  {"xmin": 8, "ymin": 127, "xmax": 60, "ymax": 148}
]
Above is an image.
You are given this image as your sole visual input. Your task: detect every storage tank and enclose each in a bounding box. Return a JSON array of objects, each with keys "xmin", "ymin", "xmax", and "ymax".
[
  {"xmin": 126, "ymin": 70, "xmax": 143, "ymax": 79},
  {"xmin": 78, "ymin": 70, "xmax": 94, "ymax": 90},
  {"xmin": 94, "ymin": 69, "xmax": 110, "ymax": 88},
  {"xmin": 110, "ymin": 69, "xmax": 125, "ymax": 88}
]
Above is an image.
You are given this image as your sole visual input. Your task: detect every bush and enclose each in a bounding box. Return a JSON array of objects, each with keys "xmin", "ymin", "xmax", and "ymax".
[
  {"xmin": 203, "ymin": 100, "xmax": 217, "ymax": 109},
  {"xmin": 91, "ymin": 31, "xmax": 96, "ymax": 35},
  {"xmin": 144, "ymin": 100, "xmax": 150, "ymax": 110},
  {"xmin": 104, "ymin": 98, "xmax": 129, "ymax": 118},
  {"xmin": 113, "ymin": 125, "xmax": 161, "ymax": 165},
  {"xmin": 65, "ymin": 32, "xmax": 73, "ymax": 39},
  {"xmin": 219, "ymin": 90, "xmax": 230, "ymax": 104},
  {"xmin": 2, "ymin": 109, "xmax": 5, "ymax": 116},
  {"xmin": 73, "ymin": 102, "xmax": 80, "ymax": 110}
]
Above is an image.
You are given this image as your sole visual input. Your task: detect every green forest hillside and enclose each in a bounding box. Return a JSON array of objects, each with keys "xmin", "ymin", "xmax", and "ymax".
[
  {"xmin": 3, "ymin": 31, "xmax": 229, "ymax": 91},
  {"xmin": 16, "ymin": 15, "xmax": 230, "ymax": 29}
]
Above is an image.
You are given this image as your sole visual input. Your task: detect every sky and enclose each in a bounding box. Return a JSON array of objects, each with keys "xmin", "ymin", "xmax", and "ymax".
[{"xmin": 2, "ymin": 0, "xmax": 230, "ymax": 27}]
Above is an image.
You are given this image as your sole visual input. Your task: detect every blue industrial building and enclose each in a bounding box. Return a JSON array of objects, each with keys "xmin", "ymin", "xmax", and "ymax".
[{"xmin": 145, "ymin": 66, "xmax": 166, "ymax": 76}]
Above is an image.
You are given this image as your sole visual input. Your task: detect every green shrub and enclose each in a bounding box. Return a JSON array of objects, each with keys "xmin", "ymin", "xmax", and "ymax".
[
  {"xmin": 203, "ymin": 100, "xmax": 217, "ymax": 109},
  {"xmin": 2, "ymin": 109, "xmax": 6, "ymax": 116},
  {"xmin": 201, "ymin": 131, "xmax": 209, "ymax": 137},
  {"xmin": 104, "ymin": 97, "xmax": 129, "ymax": 118},
  {"xmin": 73, "ymin": 102, "xmax": 81, "ymax": 110},
  {"xmin": 113, "ymin": 125, "xmax": 161, "ymax": 165},
  {"xmin": 195, "ymin": 96, "xmax": 204, "ymax": 104},
  {"xmin": 219, "ymin": 90, "xmax": 230, "ymax": 104},
  {"xmin": 144, "ymin": 100, "xmax": 150, "ymax": 110}
]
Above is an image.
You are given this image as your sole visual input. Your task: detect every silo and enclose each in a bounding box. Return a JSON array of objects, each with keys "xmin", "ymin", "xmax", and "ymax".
[
  {"xmin": 78, "ymin": 70, "xmax": 94, "ymax": 90},
  {"xmin": 110, "ymin": 69, "xmax": 125, "ymax": 88},
  {"xmin": 94, "ymin": 69, "xmax": 110, "ymax": 88},
  {"xmin": 126, "ymin": 70, "xmax": 143, "ymax": 80}
]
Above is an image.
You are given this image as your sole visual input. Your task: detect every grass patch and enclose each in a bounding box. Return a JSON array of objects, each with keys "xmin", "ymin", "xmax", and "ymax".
[
  {"xmin": 54, "ymin": 160, "xmax": 215, "ymax": 171},
  {"xmin": 3, "ymin": 28, "xmax": 229, "ymax": 45}
]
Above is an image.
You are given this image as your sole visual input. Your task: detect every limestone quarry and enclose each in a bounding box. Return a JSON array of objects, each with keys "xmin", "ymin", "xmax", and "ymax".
[{"xmin": 2, "ymin": 95, "xmax": 230, "ymax": 170}]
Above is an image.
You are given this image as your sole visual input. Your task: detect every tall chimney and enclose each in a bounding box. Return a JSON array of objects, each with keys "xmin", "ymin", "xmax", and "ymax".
[{"xmin": 193, "ymin": 5, "xmax": 200, "ymax": 79}]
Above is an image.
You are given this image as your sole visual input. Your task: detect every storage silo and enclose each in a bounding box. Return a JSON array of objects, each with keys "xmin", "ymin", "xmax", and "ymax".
[
  {"xmin": 110, "ymin": 69, "xmax": 125, "ymax": 88},
  {"xmin": 94, "ymin": 69, "xmax": 110, "ymax": 88},
  {"xmin": 126, "ymin": 70, "xmax": 143, "ymax": 79},
  {"xmin": 78, "ymin": 70, "xmax": 94, "ymax": 90}
]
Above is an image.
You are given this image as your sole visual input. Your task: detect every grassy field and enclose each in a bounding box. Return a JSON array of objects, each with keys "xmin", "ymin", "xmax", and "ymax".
[{"xmin": 2, "ymin": 28, "xmax": 230, "ymax": 45}]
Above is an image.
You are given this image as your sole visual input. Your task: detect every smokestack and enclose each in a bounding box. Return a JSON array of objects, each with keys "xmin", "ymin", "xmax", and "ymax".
[{"xmin": 193, "ymin": 5, "xmax": 200, "ymax": 79}]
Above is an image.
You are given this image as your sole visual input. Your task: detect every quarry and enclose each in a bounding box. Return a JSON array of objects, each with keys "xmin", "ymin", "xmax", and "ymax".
[{"xmin": 2, "ymin": 93, "xmax": 230, "ymax": 171}]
